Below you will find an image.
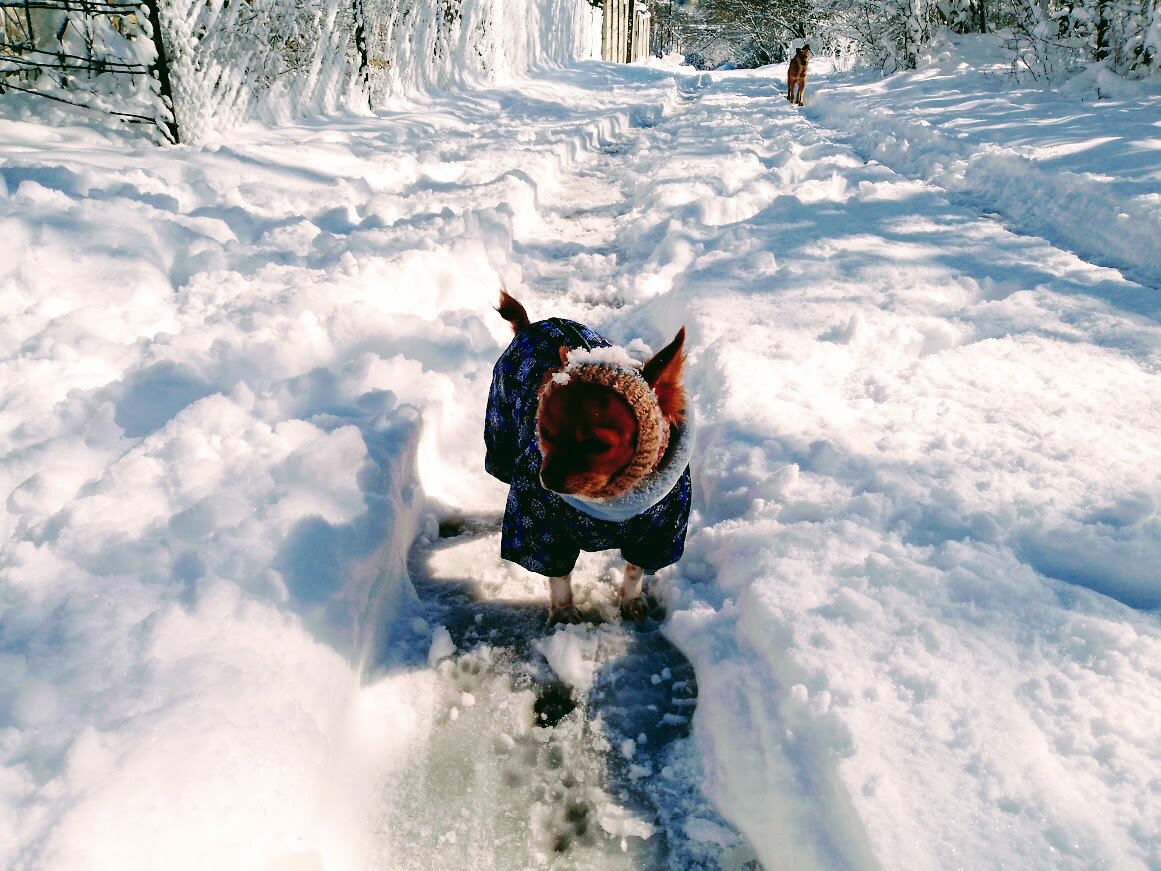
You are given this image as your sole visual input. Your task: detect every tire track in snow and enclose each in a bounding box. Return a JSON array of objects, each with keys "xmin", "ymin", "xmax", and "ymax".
[{"xmin": 366, "ymin": 72, "xmax": 758, "ymax": 870}]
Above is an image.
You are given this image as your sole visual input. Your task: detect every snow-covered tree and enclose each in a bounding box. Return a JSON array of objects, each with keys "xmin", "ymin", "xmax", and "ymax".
[
  {"xmin": 656, "ymin": 0, "xmax": 830, "ymax": 67},
  {"xmin": 820, "ymin": 0, "xmax": 941, "ymax": 68},
  {"xmin": 671, "ymin": 0, "xmax": 1156, "ymax": 75},
  {"xmin": 1008, "ymin": 0, "xmax": 1157, "ymax": 77}
]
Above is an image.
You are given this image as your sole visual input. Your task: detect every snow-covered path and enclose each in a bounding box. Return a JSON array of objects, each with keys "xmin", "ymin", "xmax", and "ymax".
[{"xmin": 2, "ymin": 52, "xmax": 1159, "ymax": 870}]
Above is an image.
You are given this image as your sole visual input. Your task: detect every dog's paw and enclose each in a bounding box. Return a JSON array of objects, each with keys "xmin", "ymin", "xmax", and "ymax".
[
  {"xmin": 547, "ymin": 605, "xmax": 584, "ymax": 626},
  {"xmin": 619, "ymin": 596, "xmax": 649, "ymax": 622}
]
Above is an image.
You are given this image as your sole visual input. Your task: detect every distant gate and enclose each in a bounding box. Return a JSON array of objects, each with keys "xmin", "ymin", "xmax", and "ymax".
[{"xmin": 602, "ymin": 0, "xmax": 649, "ymax": 62}]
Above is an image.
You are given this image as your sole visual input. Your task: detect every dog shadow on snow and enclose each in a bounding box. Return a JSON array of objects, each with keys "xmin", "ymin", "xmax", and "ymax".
[{"xmin": 385, "ymin": 514, "xmax": 760, "ymax": 870}]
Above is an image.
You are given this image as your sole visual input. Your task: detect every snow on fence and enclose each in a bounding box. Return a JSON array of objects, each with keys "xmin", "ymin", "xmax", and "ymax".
[
  {"xmin": 362, "ymin": 0, "xmax": 599, "ymax": 107},
  {"xmin": 0, "ymin": 0, "xmax": 599, "ymax": 143}
]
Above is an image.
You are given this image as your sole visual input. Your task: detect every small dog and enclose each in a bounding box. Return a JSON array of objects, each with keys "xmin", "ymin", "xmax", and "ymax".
[
  {"xmin": 485, "ymin": 291, "xmax": 692, "ymax": 625},
  {"xmin": 787, "ymin": 44, "xmax": 811, "ymax": 106}
]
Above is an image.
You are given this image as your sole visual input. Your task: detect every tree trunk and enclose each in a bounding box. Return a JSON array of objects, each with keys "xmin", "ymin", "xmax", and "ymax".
[{"xmin": 144, "ymin": 0, "xmax": 179, "ymax": 143}]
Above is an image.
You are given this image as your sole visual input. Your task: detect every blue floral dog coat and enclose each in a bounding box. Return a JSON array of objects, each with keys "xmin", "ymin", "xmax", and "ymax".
[{"xmin": 485, "ymin": 318, "xmax": 692, "ymax": 577}]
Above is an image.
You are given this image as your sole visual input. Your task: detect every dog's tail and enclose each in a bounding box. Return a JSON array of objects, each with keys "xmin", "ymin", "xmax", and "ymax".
[{"xmin": 497, "ymin": 289, "xmax": 531, "ymax": 333}]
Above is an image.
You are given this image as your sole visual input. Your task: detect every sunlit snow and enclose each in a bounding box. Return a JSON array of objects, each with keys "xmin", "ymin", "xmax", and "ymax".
[{"xmin": 2, "ymin": 28, "xmax": 1160, "ymax": 871}]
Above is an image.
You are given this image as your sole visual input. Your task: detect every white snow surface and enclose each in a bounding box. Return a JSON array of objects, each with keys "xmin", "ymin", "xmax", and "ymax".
[{"xmin": 2, "ymin": 33, "xmax": 1160, "ymax": 871}]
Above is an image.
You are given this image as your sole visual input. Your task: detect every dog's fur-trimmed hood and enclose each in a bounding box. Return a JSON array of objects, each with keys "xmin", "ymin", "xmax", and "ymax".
[
  {"xmin": 560, "ymin": 407, "xmax": 694, "ymax": 522},
  {"xmin": 540, "ymin": 343, "xmax": 679, "ymax": 501},
  {"xmin": 484, "ymin": 317, "xmax": 692, "ymax": 577}
]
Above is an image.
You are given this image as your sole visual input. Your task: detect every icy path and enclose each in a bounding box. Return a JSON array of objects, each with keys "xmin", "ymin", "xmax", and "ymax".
[
  {"xmin": 368, "ymin": 523, "xmax": 755, "ymax": 869},
  {"xmin": 2, "ymin": 54, "xmax": 1160, "ymax": 871}
]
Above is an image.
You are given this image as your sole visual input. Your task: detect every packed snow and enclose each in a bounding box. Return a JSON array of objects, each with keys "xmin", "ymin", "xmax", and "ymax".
[{"xmin": 2, "ymin": 31, "xmax": 1160, "ymax": 871}]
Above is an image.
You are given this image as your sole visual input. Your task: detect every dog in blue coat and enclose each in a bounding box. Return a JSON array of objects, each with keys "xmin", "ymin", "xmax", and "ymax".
[{"xmin": 485, "ymin": 292, "xmax": 692, "ymax": 624}]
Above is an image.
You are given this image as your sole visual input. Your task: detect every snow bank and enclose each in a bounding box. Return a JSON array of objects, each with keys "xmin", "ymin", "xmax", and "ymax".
[
  {"xmin": 805, "ymin": 33, "xmax": 1161, "ymax": 294},
  {"xmin": 0, "ymin": 153, "xmax": 441, "ymax": 866}
]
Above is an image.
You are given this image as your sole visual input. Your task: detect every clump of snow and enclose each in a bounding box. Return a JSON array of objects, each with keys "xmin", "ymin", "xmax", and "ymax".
[
  {"xmin": 684, "ymin": 817, "xmax": 735, "ymax": 846},
  {"xmin": 535, "ymin": 625, "xmax": 601, "ymax": 693},
  {"xmin": 597, "ymin": 802, "xmax": 657, "ymax": 840},
  {"xmin": 565, "ymin": 344, "xmax": 644, "ymax": 370},
  {"xmin": 428, "ymin": 626, "xmax": 457, "ymax": 666}
]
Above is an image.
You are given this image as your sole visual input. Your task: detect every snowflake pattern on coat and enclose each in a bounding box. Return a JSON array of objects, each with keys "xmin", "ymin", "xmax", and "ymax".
[{"xmin": 485, "ymin": 318, "xmax": 692, "ymax": 577}]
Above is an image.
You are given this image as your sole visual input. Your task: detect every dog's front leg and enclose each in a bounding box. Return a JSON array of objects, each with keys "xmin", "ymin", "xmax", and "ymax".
[
  {"xmin": 547, "ymin": 574, "xmax": 583, "ymax": 625},
  {"xmin": 619, "ymin": 563, "xmax": 649, "ymax": 621}
]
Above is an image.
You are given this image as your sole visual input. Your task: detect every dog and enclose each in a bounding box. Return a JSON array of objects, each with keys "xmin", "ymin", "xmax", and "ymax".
[
  {"xmin": 485, "ymin": 291, "xmax": 692, "ymax": 625},
  {"xmin": 787, "ymin": 44, "xmax": 811, "ymax": 106}
]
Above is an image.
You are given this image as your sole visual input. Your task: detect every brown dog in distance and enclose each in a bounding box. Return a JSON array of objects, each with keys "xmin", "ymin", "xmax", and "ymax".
[{"xmin": 788, "ymin": 44, "xmax": 811, "ymax": 106}]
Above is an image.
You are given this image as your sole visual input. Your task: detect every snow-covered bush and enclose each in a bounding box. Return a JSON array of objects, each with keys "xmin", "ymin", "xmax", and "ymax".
[
  {"xmin": 837, "ymin": 0, "xmax": 1158, "ymax": 76},
  {"xmin": 659, "ymin": 0, "xmax": 831, "ymax": 68},
  {"xmin": 362, "ymin": 0, "xmax": 598, "ymax": 103},
  {"xmin": 1008, "ymin": 0, "xmax": 1157, "ymax": 79},
  {"xmin": 817, "ymin": 0, "xmax": 941, "ymax": 70}
]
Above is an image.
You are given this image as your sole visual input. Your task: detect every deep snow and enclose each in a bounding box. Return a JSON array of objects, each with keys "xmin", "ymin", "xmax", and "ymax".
[{"xmin": 2, "ymin": 33, "xmax": 1160, "ymax": 871}]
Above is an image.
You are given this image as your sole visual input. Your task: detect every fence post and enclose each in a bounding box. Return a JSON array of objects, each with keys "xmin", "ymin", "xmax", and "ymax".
[
  {"xmin": 616, "ymin": 0, "xmax": 627, "ymax": 60},
  {"xmin": 631, "ymin": 6, "xmax": 649, "ymax": 60},
  {"xmin": 143, "ymin": 0, "xmax": 179, "ymax": 143},
  {"xmin": 602, "ymin": 0, "xmax": 611, "ymax": 59}
]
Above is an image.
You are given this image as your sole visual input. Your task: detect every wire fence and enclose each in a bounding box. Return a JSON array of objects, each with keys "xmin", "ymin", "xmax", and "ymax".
[{"xmin": 1, "ymin": 0, "xmax": 175, "ymax": 139}]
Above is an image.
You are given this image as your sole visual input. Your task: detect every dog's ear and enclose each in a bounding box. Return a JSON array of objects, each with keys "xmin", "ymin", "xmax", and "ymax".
[
  {"xmin": 641, "ymin": 328, "xmax": 686, "ymax": 423},
  {"xmin": 558, "ymin": 345, "xmax": 571, "ymax": 367}
]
